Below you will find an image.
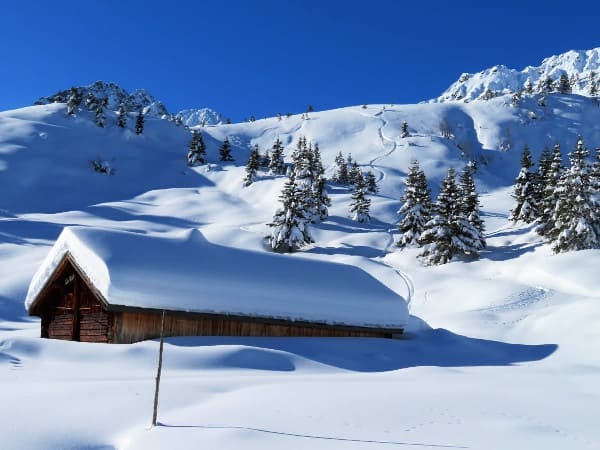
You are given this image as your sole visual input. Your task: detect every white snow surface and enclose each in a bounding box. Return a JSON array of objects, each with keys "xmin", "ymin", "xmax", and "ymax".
[
  {"xmin": 25, "ymin": 227, "xmax": 407, "ymax": 328},
  {"xmin": 1, "ymin": 66, "xmax": 600, "ymax": 450},
  {"xmin": 436, "ymin": 47, "xmax": 600, "ymax": 102}
]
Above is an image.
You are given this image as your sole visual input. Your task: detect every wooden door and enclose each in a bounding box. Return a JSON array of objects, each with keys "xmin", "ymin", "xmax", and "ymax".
[{"xmin": 47, "ymin": 271, "xmax": 77, "ymax": 340}]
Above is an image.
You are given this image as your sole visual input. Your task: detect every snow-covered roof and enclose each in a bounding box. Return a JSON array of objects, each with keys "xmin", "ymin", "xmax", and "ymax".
[{"xmin": 25, "ymin": 227, "xmax": 407, "ymax": 329}]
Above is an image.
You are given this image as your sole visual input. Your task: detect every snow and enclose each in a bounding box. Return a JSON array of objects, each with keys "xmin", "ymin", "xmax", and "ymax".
[
  {"xmin": 435, "ymin": 47, "xmax": 600, "ymax": 103},
  {"xmin": 1, "ymin": 58, "xmax": 600, "ymax": 449},
  {"xmin": 25, "ymin": 227, "xmax": 408, "ymax": 328}
]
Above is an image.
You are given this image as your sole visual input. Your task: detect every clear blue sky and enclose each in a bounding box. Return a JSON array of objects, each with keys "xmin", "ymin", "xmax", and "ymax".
[{"xmin": 2, "ymin": 1, "xmax": 599, "ymax": 121}]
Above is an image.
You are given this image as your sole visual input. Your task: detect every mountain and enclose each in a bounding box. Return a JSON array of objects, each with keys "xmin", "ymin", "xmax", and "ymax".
[
  {"xmin": 35, "ymin": 80, "xmax": 170, "ymax": 117},
  {"xmin": 177, "ymin": 107, "xmax": 224, "ymax": 126},
  {"xmin": 435, "ymin": 47, "xmax": 600, "ymax": 103}
]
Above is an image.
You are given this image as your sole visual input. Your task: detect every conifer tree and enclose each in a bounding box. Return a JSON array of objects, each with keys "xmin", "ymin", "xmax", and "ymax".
[
  {"xmin": 534, "ymin": 146, "xmax": 552, "ymax": 210},
  {"xmin": 269, "ymin": 138, "xmax": 286, "ymax": 175},
  {"xmin": 365, "ymin": 170, "xmax": 378, "ymax": 194},
  {"xmin": 187, "ymin": 130, "xmax": 206, "ymax": 166},
  {"xmin": 260, "ymin": 149, "xmax": 271, "ymax": 169},
  {"xmin": 558, "ymin": 73, "xmax": 571, "ymax": 94},
  {"xmin": 548, "ymin": 138, "xmax": 599, "ymax": 252},
  {"xmin": 94, "ymin": 104, "xmax": 105, "ymax": 128},
  {"xmin": 397, "ymin": 160, "xmax": 431, "ymax": 248},
  {"xmin": 509, "ymin": 145, "xmax": 538, "ymax": 223},
  {"xmin": 117, "ymin": 103, "xmax": 127, "ymax": 128},
  {"xmin": 458, "ymin": 166, "xmax": 486, "ymax": 250},
  {"xmin": 219, "ymin": 137, "xmax": 234, "ymax": 161},
  {"xmin": 400, "ymin": 121, "xmax": 409, "ymax": 138},
  {"xmin": 333, "ymin": 151, "xmax": 350, "ymax": 184},
  {"xmin": 349, "ymin": 172, "xmax": 371, "ymax": 223},
  {"xmin": 294, "ymin": 140, "xmax": 317, "ymax": 221},
  {"xmin": 135, "ymin": 110, "xmax": 145, "ymax": 135},
  {"xmin": 537, "ymin": 144, "xmax": 564, "ymax": 237},
  {"xmin": 267, "ymin": 172, "xmax": 313, "ymax": 252},
  {"xmin": 311, "ymin": 143, "xmax": 330, "ymax": 221},
  {"xmin": 419, "ymin": 168, "xmax": 482, "ymax": 265},
  {"xmin": 348, "ymin": 159, "xmax": 362, "ymax": 185},
  {"xmin": 243, "ymin": 145, "xmax": 261, "ymax": 186},
  {"xmin": 591, "ymin": 146, "xmax": 600, "ymax": 195}
]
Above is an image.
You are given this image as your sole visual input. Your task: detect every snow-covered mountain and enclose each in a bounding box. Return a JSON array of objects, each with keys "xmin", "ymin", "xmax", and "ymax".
[
  {"xmin": 1, "ymin": 49, "xmax": 600, "ymax": 449},
  {"xmin": 36, "ymin": 80, "xmax": 171, "ymax": 117},
  {"xmin": 435, "ymin": 47, "xmax": 600, "ymax": 102},
  {"xmin": 177, "ymin": 107, "xmax": 224, "ymax": 126}
]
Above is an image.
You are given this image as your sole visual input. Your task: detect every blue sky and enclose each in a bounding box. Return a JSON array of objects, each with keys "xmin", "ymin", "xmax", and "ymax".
[{"xmin": 1, "ymin": 1, "xmax": 599, "ymax": 121}]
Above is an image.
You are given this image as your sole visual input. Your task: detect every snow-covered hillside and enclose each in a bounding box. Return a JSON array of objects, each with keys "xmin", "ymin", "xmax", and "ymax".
[
  {"xmin": 436, "ymin": 47, "xmax": 600, "ymax": 103},
  {"xmin": 1, "ymin": 54, "xmax": 600, "ymax": 449}
]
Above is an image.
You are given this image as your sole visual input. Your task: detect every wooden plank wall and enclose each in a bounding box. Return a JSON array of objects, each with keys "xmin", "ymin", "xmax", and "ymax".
[{"xmin": 114, "ymin": 310, "xmax": 393, "ymax": 344}]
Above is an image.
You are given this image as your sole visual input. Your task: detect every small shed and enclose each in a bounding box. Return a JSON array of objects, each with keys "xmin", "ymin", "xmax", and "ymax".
[{"xmin": 25, "ymin": 227, "xmax": 407, "ymax": 343}]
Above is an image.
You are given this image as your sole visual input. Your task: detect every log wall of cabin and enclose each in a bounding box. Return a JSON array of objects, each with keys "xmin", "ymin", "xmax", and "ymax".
[{"xmin": 113, "ymin": 310, "xmax": 394, "ymax": 344}]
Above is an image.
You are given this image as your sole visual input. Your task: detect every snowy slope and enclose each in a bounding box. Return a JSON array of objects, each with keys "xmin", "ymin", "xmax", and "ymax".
[
  {"xmin": 1, "ymin": 54, "xmax": 600, "ymax": 449},
  {"xmin": 436, "ymin": 47, "xmax": 600, "ymax": 102}
]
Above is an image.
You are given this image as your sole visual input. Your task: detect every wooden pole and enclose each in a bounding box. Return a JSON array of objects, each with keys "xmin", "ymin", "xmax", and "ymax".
[{"xmin": 152, "ymin": 310, "xmax": 166, "ymax": 427}]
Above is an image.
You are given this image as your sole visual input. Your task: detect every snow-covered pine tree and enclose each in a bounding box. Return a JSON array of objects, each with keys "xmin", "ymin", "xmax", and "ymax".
[
  {"xmin": 349, "ymin": 172, "xmax": 371, "ymax": 223},
  {"xmin": 419, "ymin": 168, "xmax": 482, "ymax": 265},
  {"xmin": 400, "ymin": 121, "xmax": 409, "ymax": 138},
  {"xmin": 294, "ymin": 140, "xmax": 317, "ymax": 222},
  {"xmin": 117, "ymin": 103, "xmax": 127, "ymax": 128},
  {"xmin": 260, "ymin": 149, "xmax": 271, "ymax": 169},
  {"xmin": 548, "ymin": 137, "xmax": 599, "ymax": 252},
  {"xmin": 219, "ymin": 137, "xmax": 234, "ymax": 161},
  {"xmin": 348, "ymin": 159, "xmax": 362, "ymax": 185},
  {"xmin": 458, "ymin": 166, "xmax": 486, "ymax": 250},
  {"xmin": 333, "ymin": 151, "xmax": 350, "ymax": 184},
  {"xmin": 269, "ymin": 137, "xmax": 286, "ymax": 175},
  {"xmin": 534, "ymin": 146, "xmax": 552, "ymax": 209},
  {"xmin": 243, "ymin": 145, "xmax": 261, "ymax": 186},
  {"xmin": 187, "ymin": 130, "xmax": 206, "ymax": 166},
  {"xmin": 537, "ymin": 143, "xmax": 564, "ymax": 237},
  {"xmin": 135, "ymin": 110, "xmax": 144, "ymax": 135},
  {"xmin": 365, "ymin": 170, "xmax": 378, "ymax": 194},
  {"xmin": 266, "ymin": 172, "xmax": 313, "ymax": 252},
  {"xmin": 591, "ymin": 146, "xmax": 600, "ymax": 195},
  {"xmin": 95, "ymin": 104, "xmax": 105, "ymax": 128},
  {"xmin": 509, "ymin": 145, "xmax": 538, "ymax": 223},
  {"xmin": 396, "ymin": 160, "xmax": 431, "ymax": 248},
  {"xmin": 558, "ymin": 73, "xmax": 571, "ymax": 94},
  {"xmin": 310, "ymin": 143, "xmax": 330, "ymax": 221}
]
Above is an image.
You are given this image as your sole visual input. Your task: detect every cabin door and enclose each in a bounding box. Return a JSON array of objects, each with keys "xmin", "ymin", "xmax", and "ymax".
[{"xmin": 47, "ymin": 271, "xmax": 79, "ymax": 340}]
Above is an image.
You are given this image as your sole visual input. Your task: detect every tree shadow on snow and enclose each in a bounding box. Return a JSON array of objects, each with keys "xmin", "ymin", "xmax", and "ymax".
[
  {"xmin": 166, "ymin": 329, "xmax": 557, "ymax": 373},
  {"xmin": 483, "ymin": 243, "xmax": 541, "ymax": 261}
]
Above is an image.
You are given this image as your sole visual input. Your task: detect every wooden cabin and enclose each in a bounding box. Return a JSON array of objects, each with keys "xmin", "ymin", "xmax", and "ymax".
[{"xmin": 25, "ymin": 228, "xmax": 407, "ymax": 343}]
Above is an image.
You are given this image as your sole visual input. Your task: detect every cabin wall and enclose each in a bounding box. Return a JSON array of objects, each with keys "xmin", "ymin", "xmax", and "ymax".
[{"xmin": 114, "ymin": 310, "xmax": 393, "ymax": 344}]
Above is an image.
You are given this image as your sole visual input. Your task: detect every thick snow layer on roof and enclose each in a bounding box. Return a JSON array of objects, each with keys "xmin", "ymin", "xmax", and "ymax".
[{"xmin": 25, "ymin": 227, "xmax": 407, "ymax": 329}]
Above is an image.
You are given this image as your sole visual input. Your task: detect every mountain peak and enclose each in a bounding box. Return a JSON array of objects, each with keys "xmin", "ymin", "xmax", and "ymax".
[{"xmin": 434, "ymin": 47, "xmax": 600, "ymax": 103}]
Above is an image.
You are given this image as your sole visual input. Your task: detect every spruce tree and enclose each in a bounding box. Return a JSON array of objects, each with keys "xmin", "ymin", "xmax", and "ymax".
[
  {"xmin": 365, "ymin": 170, "xmax": 378, "ymax": 194},
  {"xmin": 135, "ymin": 110, "xmax": 145, "ymax": 135},
  {"xmin": 419, "ymin": 168, "xmax": 482, "ymax": 265},
  {"xmin": 558, "ymin": 73, "xmax": 571, "ymax": 94},
  {"xmin": 269, "ymin": 138, "xmax": 286, "ymax": 175},
  {"xmin": 397, "ymin": 160, "xmax": 431, "ymax": 248},
  {"xmin": 187, "ymin": 130, "xmax": 206, "ymax": 166},
  {"xmin": 548, "ymin": 137, "xmax": 599, "ymax": 252},
  {"xmin": 400, "ymin": 121, "xmax": 409, "ymax": 138},
  {"xmin": 310, "ymin": 143, "xmax": 331, "ymax": 221},
  {"xmin": 267, "ymin": 172, "xmax": 313, "ymax": 252},
  {"xmin": 333, "ymin": 151, "xmax": 350, "ymax": 184},
  {"xmin": 534, "ymin": 146, "xmax": 553, "ymax": 210},
  {"xmin": 509, "ymin": 145, "xmax": 538, "ymax": 223},
  {"xmin": 349, "ymin": 172, "xmax": 371, "ymax": 223},
  {"xmin": 243, "ymin": 145, "xmax": 261, "ymax": 186},
  {"xmin": 94, "ymin": 104, "xmax": 105, "ymax": 128},
  {"xmin": 294, "ymin": 140, "xmax": 317, "ymax": 222},
  {"xmin": 537, "ymin": 144, "xmax": 564, "ymax": 237},
  {"xmin": 348, "ymin": 159, "xmax": 362, "ymax": 185},
  {"xmin": 458, "ymin": 166, "xmax": 486, "ymax": 250},
  {"xmin": 117, "ymin": 103, "xmax": 127, "ymax": 128},
  {"xmin": 219, "ymin": 137, "xmax": 234, "ymax": 161}
]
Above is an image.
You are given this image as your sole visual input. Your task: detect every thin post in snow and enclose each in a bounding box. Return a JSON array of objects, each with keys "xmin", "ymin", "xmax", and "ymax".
[{"xmin": 152, "ymin": 309, "xmax": 166, "ymax": 427}]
